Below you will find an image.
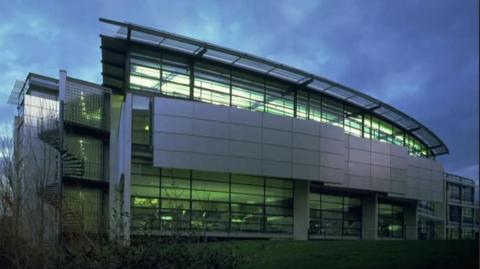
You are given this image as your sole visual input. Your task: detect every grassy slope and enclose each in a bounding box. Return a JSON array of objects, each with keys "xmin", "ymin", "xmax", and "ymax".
[{"xmin": 230, "ymin": 240, "xmax": 477, "ymax": 269}]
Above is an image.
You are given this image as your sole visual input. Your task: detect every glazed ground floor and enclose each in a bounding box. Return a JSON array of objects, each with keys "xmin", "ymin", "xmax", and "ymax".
[
  {"xmin": 126, "ymin": 162, "xmax": 432, "ymax": 240},
  {"xmin": 62, "ymin": 165, "xmax": 478, "ymax": 240}
]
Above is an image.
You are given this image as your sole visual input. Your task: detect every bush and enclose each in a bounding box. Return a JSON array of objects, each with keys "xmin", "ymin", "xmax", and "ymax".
[
  {"xmin": 0, "ymin": 222, "xmax": 47, "ymax": 269},
  {"xmin": 52, "ymin": 237, "xmax": 245, "ymax": 269}
]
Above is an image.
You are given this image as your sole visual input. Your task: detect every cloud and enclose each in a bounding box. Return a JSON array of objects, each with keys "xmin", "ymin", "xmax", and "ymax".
[{"xmin": 277, "ymin": 0, "xmax": 322, "ymax": 26}]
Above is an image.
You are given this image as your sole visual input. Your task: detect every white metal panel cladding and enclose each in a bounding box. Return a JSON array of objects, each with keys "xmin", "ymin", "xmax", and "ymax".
[{"xmin": 153, "ymin": 97, "xmax": 444, "ymax": 202}]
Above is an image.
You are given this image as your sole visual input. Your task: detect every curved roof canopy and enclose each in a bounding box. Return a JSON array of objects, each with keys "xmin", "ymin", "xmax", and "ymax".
[{"xmin": 99, "ymin": 18, "xmax": 448, "ymax": 156}]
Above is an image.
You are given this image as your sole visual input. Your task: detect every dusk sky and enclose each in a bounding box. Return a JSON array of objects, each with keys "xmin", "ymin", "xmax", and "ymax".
[{"xmin": 0, "ymin": 0, "xmax": 478, "ymax": 180}]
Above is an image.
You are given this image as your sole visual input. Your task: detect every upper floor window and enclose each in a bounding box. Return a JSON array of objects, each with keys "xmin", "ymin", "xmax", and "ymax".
[
  {"xmin": 449, "ymin": 206, "xmax": 461, "ymax": 222},
  {"xmin": 127, "ymin": 51, "xmax": 433, "ymax": 158},
  {"xmin": 448, "ymin": 184, "xmax": 461, "ymax": 200},
  {"xmin": 462, "ymin": 207, "xmax": 474, "ymax": 224},
  {"xmin": 132, "ymin": 95, "xmax": 150, "ymax": 147},
  {"xmin": 462, "ymin": 186, "xmax": 474, "ymax": 203}
]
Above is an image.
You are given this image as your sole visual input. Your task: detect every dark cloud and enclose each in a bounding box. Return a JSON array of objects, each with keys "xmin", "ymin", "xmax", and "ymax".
[{"xmin": 0, "ymin": 0, "xmax": 477, "ymax": 179}]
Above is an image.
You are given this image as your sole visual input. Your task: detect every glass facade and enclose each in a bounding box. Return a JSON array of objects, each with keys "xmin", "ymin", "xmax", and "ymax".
[
  {"xmin": 378, "ymin": 203, "xmax": 405, "ymax": 239},
  {"xmin": 132, "ymin": 95, "xmax": 151, "ymax": 148},
  {"xmin": 23, "ymin": 94, "xmax": 58, "ymax": 127},
  {"xmin": 129, "ymin": 52, "xmax": 190, "ymax": 98},
  {"xmin": 462, "ymin": 186, "xmax": 474, "ymax": 203},
  {"xmin": 418, "ymin": 219, "xmax": 435, "ymax": 240},
  {"xmin": 64, "ymin": 135, "xmax": 104, "ymax": 180},
  {"xmin": 462, "ymin": 207, "xmax": 474, "ymax": 224},
  {"xmin": 127, "ymin": 49, "xmax": 430, "ymax": 157},
  {"xmin": 130, "ymin": 161, "xmax": 293, "ymax": 234},
  {"xmin": 418, "ymin": 201, "xmax": 436, "ymax": 216},
  {"xmin": 446, "ymin": 228, "xmax": 460, "ymax": 239},
  {"xmin": 309, "ymin": 193, "xmax": 362, "ymax": 238},
  {"xmin": 461, "ymin": 230, "xmax": 475, "ymax": 239},
  {"xmin": 448, "ymin": 184, "xmax": 461, "ymax": 200},
  {"xmin": 447, "ymin": 228, "xmax": 475, "ymax": 240},
  {"xmin": 63, "ymin": 186, "xmax": 105, "ymax": 233},
  {"xmin": 449, "ymin": 206, "xmax": 461, "ymax": 222},
  {"xmin": 64, "ymin": 83, "xmax": 108, "ymax": 129}
]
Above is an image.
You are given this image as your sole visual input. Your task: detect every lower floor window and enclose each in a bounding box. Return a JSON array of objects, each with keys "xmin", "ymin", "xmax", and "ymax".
[
  {"xmin": 461, "ymin": 229, "xmax": 475, "ymax": 239},
  {"xmin": 309, "ymin": 192, "xmax": 362, "ymax": 238},
  {"xmin": 447, "ymin": 228, "xmax": 475, "ymax": 240},
  {"xmin": 446, "ymin": 228, "xmax": 460, "ymax": 239},
  {"xmin": 417, "ymin": 220, "xmax": 436, "ymax": 240},
  {"xmin": 378, "ymin": 202, "xmax": 404, "ymax": 239},
  {"xmin": 63, "ymin": 186, "xmax": 105, "ymax": 234},
  {"xmin": 130, "ymin": 163, "xmax": 294, "ymax": 234}
]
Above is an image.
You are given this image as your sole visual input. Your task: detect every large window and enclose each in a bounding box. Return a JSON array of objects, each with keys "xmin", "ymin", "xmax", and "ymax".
[
  {"xmin": 344, "ymin": 105, "xmax": 362, "ymax": 138},
  {"xmin": 132, "ymin": 95, "xmax": 150, "ymax": 147},
  {"xmin": 265, "ymin": 81, "xmax": 294, "ymax": 117},
  {"xmin": 418, "ymin": 219, "xmax": 435, "ymax": 240},
  {"xmin": 461, "ymin": 230, "xmax": 474, "ymax": 239},
  {"xmin": 462, "ymin": 186, "xmax": 474, "ymax": 203},
  {"xmin": 130, "ymin": 163, "xmax": 293, "ymax": 234},
  {"xmin": 447, "ymin": 228, "xmax": 474, "ymax": 240},
  {"xmin": 448, "ymin": 184, "xmax": 461, "ymax": 200},
  {"xmin": 128, "ymin": 51, "xmax": 433, "ymax": 158},
  {"xmin": 129, "ymin": 53, "xmax": 190, "ymax": 98},
  {"xmin": 65, "ymin": 83, "xmax": 107, "ymax": 129},
  {"xmin": 449, "ymin": 206, "xmax": 461, "ymax": 222},
  {"xmin": 194, "ymin": 63, "xmax": 230, "ymax": 106},
  {"xmin": 309, "ymin": 193, "xmax": 362, "ymax": 238},
  {"xmin": 63, "ymin": 186, "xmax": 105, "ymax": 234},
  {"xmin": 231, "ymin": 71, "xmax": 265, "ymax": 112},
  {"xmin": 446, "ymin": 228, "xmax": 460, "ymax": 240},
  {"xmin": 64, "ymin": 135, "xmax": 104, "ymax": 180},
  {"xmin": 321, "ymin": 98, "xmax": 343, "ymax": 128},
  {"xmin": 378, "ymin": 202, "xmax": 404, "ymax": 239},
  {"xmin": 462, "ymin": 208, "xmax": 474, "ymax": 224},
  {"xmin": 418, "ymin": 201, "xmax": 436, "ymax": 216}
]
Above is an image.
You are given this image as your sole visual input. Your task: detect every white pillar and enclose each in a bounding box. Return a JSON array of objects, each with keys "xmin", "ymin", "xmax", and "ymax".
[
  {"xmin": 362, "ymin": 194, "xmax": 378, "ymax": 240},
  {"xmin": 405, "ymin": 201, "xmax": 418, "ymax": 240},
  {"xmin": 108, "ymin": 93, "xmax": 132, "ymax": 243},
  {"xmin": 293, "ymin": 180, "xmax": 310, "ymax": 240}
]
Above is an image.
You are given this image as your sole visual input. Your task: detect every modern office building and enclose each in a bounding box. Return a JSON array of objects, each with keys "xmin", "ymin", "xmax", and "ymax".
[
  {"xmin": 9, "ymin": 18, "xmax": 477, "ymax": 242},
  {"xmin": 444, "ymin": 173, "xmax": 477, "ymax": 239}
]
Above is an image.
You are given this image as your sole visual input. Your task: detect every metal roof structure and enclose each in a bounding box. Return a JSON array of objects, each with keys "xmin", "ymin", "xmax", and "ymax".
[{"xmin": 99, "ymin": 18, "xmax": 448, "ymax": 156}]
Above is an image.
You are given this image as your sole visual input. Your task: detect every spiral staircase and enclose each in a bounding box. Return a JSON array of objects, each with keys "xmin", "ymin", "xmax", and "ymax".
[{"xmin": 37, "ymin": 119, "xmax": 86, "ymax": 234}]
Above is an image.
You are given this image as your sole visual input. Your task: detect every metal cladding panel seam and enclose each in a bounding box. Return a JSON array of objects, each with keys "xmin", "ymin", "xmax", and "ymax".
[{"xmin": 153, "ymin": 97, "xmax": 445, "ymax": 201}]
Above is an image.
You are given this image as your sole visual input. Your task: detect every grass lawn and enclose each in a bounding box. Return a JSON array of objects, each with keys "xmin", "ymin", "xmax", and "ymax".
[{"xmin": 230, "ymin": 240, "xmax": 478, "ymax": 269}]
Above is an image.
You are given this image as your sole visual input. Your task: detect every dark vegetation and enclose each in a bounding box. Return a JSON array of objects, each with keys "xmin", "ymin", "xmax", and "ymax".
[{"xmin": 234, "ymin": 239, "xmax": 478, "ymax": 269}]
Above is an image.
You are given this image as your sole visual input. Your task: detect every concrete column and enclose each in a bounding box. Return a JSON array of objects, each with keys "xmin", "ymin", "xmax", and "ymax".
[
  {"xmin": 108, "ymin": 93, "xmax": 125, "ymax": 240},
  {"xmin": 121, "ymin": 94, "xmax": 132, "ymax": 243},
  {"xmin": 293, "ymin": 180, "xmax": 310, "ymax": 240},
  {"xmin": 362, "ymin": 194, "xmax": 377, "ymax": 240},
  {"xmin": 405, "ymin": 201, "xmax": 418, "ymax": 240},
  {"xmin": 108, "ymin": 93, "xmax": 132, "ymax": 243}
]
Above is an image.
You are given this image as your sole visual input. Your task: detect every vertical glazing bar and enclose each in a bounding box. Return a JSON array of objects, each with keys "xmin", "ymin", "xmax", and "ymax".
[
  {"xmin": 189, "ymin": 170, "xmax": 193, "ymax": 230},
  {"xmin": 228, "ymin": 173, "xmax": 232, "ymax": 233},
  {"xmin": 293, "ymin": 87, "xmax": 297, "ymax": 118},
  {"xmin": 361, "ymin": 114, "xmax": 365, "ymax": 138},
  {"xmin": 307, "ymin": 91, "xmax": 311, "ymax": 119},
  {"xmin": 189, "ymin": 59, "xmax": 195, "ymax": 100},
  {"xmin": 341, "ymin": 196, "xmax": 345, "ymax": 238},
  {"xmin": 229, "ymin": 69, "xmax": 233, "ymax": 107},
  {"xmin": 263, "ymin": 176, "xmax": 266, "ymax": 233},
  {"xmin": 263, "ymin": 77, "xmax": 267, "ymax": 113},
  {"xmin": 159, "ymin": 167, "xmax": 162, "ymax": 230}
]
